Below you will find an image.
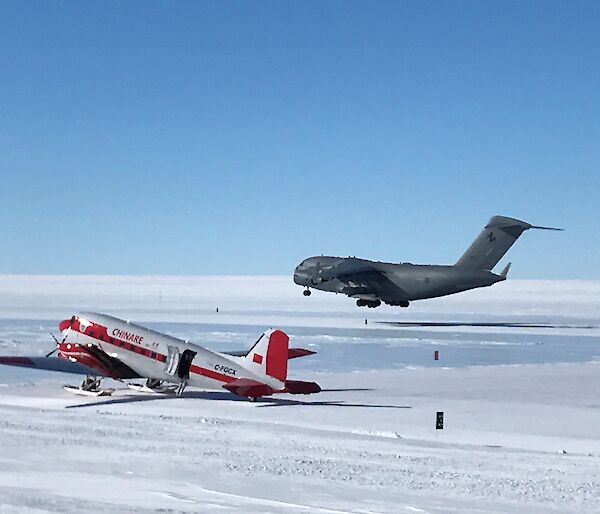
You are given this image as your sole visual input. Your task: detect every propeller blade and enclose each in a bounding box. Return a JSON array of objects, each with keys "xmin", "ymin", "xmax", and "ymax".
[
  {"xmin": 45, "ymin": 347, "xmax": 58, "ymax": 358},
  {"xmin": 60, "ymin": 327, "xmax": 71, "ymax": 345},
  {"xmin": 47, "ymin": 327, "xmax": 71, "ymax": 358}
]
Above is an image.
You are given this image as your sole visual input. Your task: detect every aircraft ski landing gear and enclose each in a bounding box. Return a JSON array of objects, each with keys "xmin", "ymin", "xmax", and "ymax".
[
  {"xmin": 63, "ymin": 376, "xmax": 115, "ymax": 397},
  {"xmin": 303, "ymin": 288, "xmax": 311, "ymax": 297},
  {"xmin": 81, "ymin": 376, "xmax": 101, "ymax": 391},
  {"xmin": 146, "ymin": 378, "xmax": 162, "ymax": 390},
  {"xmin": 127, "ymin": 379, "xmax": 178, "ymax": 394},
  {"xmin": 356, "ymin": 299, "xmax": 381, "ymax": 308}
]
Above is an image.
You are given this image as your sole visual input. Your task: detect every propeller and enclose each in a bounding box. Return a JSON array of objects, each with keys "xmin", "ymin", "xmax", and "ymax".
[{"xmin": 46, "ymin": 327, "xmax": 71, "ymax": 358}]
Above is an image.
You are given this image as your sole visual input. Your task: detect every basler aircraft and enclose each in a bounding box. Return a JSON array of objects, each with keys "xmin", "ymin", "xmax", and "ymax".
[
  {"xmin": 0, "ymin": 313, "xmax": 320, "ymax": 400},
  {"xmin": 294, "ymin": 215, "xmax": 561, "ymax": 308}
]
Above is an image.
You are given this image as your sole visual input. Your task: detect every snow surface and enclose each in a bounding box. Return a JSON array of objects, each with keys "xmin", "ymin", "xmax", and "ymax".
[{"xmin": 0, "ymin": 275, "xmax": 599, "ymax": 513}]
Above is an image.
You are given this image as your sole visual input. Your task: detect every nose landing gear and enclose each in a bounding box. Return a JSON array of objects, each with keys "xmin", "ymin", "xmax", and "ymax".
[
  {"xmin": 303, "ymin": 288, "xmax": 312, "ymax": 297},
  {"xmin": 63, "ymin": 376, "xmax": 115, "ymax": 396}
]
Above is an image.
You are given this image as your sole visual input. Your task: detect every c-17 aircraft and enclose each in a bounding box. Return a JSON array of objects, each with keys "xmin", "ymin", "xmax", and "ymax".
[
  {"xmin": 0, "ymin": 313, "xmax": 321, "ymax": 400},
  {"xmin": 294, "ymin": 215, "xmax": 561, "ymax": 308}
]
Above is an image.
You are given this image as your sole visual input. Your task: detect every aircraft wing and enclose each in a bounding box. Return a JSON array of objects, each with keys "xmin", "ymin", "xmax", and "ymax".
[
  {"xmin": 0, "ymin": 344, "xmax": 142, "ymax": 379},
  {"xmin": 0, "ymin": 356, "xmax": 110, "ymax": 376},
  {"xmin": 337, "ymin": 267, "xmax": 410, "ymax": 302}
]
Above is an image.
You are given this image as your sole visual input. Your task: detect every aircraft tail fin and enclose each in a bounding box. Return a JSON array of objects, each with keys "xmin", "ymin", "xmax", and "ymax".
[
  {"xmin": 455, "ymin": 215, "xmax": 562, "ymax": 271},
  {"xmin": 243, "ymin": 329, "xmax": 289, "ymax": 383}
]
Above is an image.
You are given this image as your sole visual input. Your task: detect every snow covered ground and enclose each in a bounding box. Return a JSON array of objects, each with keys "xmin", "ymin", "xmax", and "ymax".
[{"xmin": 0, "ymin": 275, "xmax": 598, "ymax": 513}]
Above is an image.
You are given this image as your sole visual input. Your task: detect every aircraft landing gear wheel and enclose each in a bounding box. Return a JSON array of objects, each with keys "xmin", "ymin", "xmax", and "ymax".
[
  {"xmin": 248, "ymin": 396, "xmax": 259, "ymax": 402},
  {"xmin": 303, "ymin": 288, "xmax": 311, "ymax": 297}
]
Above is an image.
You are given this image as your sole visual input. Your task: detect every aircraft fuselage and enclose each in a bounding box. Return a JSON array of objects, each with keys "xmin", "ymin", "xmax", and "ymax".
[
  {"xmin": 294, "ymin": 215, "xmax": 560, "ymax": 308},
  {"xmin": 61, "ymin": 313, "xmax": 282, "ymax": 391},
  {"xmin": 294, "ymin": 256, "xmax": 505, "ymax": 304}
]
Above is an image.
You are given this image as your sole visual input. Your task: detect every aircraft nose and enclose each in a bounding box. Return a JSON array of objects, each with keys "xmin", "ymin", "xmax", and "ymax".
[
  {"xmin": 294, "ymin": 261, "xmax": 311, "ymax": 285},
  {"xmin": 293, "ymin": 270, "xmax": 307, "ymax": 285}
]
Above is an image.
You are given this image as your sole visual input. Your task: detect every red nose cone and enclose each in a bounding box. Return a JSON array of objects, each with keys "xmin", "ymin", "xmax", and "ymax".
[{"xmin": 58, "ymin": 319, "xmax": 72, "ymax": 332}]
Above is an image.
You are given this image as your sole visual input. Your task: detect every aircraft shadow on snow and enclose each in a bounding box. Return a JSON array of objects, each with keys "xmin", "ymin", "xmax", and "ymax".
[{"xmin": 65, "ymin": 388, "xmax": 411, "ymax": 410}]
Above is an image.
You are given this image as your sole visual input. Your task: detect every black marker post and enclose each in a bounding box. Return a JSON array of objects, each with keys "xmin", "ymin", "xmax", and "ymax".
[{"xmin": 436, "ymin": 411, "xmax": 444, "ymax": 430}]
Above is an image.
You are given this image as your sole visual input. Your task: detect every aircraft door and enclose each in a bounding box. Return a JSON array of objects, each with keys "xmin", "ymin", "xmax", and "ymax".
[
  {"xmin": 177, "ymin": 349, "xmax": 197, "ymax": 380},
  {"xmin": 165, "ymin": 346, "xmax": 180, "ymax": 376}
]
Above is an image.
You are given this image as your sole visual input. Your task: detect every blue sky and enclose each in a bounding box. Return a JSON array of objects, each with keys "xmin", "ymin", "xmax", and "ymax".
[{"xmin": 0, "ymin": 1, "xmax": 598, "ymax": 277}]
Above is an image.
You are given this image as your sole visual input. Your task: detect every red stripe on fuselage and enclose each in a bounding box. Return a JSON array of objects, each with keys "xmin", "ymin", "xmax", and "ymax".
[
  {"xmin": 190, "ymin": 364, "xmax": 236, "ymax": 383},
  {"xmin": 75, "ymin": 319, "xmax": 234, "ymax": 384}
]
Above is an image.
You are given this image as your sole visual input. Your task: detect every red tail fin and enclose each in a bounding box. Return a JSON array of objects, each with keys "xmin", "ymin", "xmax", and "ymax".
[
  {"xmin": 265, "ymin": 330, "xmax": 288, "ymax": 382},
  {"xmin": 244, "ymin": 329, "xmax": 289, "ymax": 383}
]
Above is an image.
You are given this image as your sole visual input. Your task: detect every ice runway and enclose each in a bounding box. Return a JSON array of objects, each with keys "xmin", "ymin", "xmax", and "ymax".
[
  {"xmin": 0, "ymin": 275, "xmax": 599, "ymax": 513},
  {"xmin": 0, "ymin": 363, "xmax": 598, "ymax": 513}
]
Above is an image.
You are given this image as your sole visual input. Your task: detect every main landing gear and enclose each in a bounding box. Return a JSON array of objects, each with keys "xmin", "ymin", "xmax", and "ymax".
[
  {"xmin": 356, "ymin": 299, "xmax": 381, "ymax": 308},
  {"xmin": 63, "ymin": 376, "xmax": 115, "ymax": 397},
  {"xmin": 386, "ymin": 300, "xmax": 410, "ymax": 308},
  {"xmin": 176, "ymin": 379, "xmax": 188, "ymax": 397},
  {"xmin": 303, "ymin": 287, "xmax": 311, "ymax": 297},
  {"xmin": 127, "ymin": 379, "xmax": 178, "ymax": 394}
]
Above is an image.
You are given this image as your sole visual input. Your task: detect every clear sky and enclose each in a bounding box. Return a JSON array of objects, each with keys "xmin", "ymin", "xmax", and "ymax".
[{"xmin": 1, "ymin": 1, "xmax": 599, "ymax": 277}]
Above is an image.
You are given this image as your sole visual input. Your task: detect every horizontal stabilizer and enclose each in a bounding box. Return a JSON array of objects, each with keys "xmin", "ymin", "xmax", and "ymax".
[
  {"xmin": 284, "ymin": 380, "xmax": 321, "ymax": 394},
  {"xmin": 223, "ymin": 347, "xmax": 316, "ymax": 360},
  {"xmin": 223, "ymin": 350, "xmax": 249, "ymax": 357},
  {"xmin": 287, "ymin": 348, "xmax": 317, "ymax": 359},
  {"xmin": 530, "ymin": 225, "xmax": 564, "ymax": 231},
  {"xmin": 223, "ymin": 378, "xmax": 274, "ymax": 398}
]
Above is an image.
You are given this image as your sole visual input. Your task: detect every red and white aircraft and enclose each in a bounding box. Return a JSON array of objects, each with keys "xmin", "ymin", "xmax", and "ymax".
[{"xmin": 0, "ymin": 312, "xmax": 321, "ymax": 400}]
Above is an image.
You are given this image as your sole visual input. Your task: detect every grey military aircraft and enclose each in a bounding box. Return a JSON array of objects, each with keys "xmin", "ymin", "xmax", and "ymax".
[{"xmin": 294, "ymin": 215, "xmax": 561, "ymax": 308}]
